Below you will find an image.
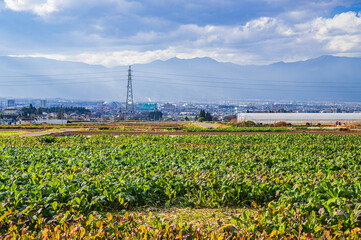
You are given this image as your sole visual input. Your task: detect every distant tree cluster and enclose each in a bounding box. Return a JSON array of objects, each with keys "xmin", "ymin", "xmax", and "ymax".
[
  {"xmin": 41, "ymin": 107, "xmax": 91, "ymax": 115},
  {"xmin": 20, "ymin": 104, "xmax": 37, "ymax": 117},
  {"xmin": 198, "ymin": 109, "xmax": 213, "ymax": 122},
  {"xmin": 20, "ymin": 105, "xmax": 91, "ymax": 117},
  {"xmin": 148, "ymin": 111, "xmax": 163, "ymax": 120}
]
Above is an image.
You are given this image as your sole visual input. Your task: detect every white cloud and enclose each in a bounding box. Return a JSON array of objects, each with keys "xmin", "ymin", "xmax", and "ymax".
[
  {"xmin": 298, "ymin": 11, "xmax": 361, "ymax": 52},
  {"xmin": 9, "ymin": 46, "xmax": 262, "ymax": 67},
  {"xmin": 8, "ymin": 11, "xmax": 361, "ymax": 66},
  {"xmin": 4, "ymin": 0, "xmax": 71, "ymax": 16},
  {"xmin": 3, "ymin": 0, "xmax": 137, "ymax": 16},
  {"xmin": 149, "ymin": 11, "xmax": 361, "ymax": 61}
]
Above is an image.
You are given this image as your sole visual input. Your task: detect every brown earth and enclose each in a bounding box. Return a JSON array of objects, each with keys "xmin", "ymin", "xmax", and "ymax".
[{"xmin": 49, "ymin": 129, "xmax": 361, "ymax": 137}]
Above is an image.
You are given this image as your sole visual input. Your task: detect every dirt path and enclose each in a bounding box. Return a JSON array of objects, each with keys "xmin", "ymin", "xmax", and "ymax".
[
  {"xmin": 19, "ymin": 129, "xmax": 82, "ymax": 137},
  {"xmin": 195, "ymin": 122, "xmax": 217, "ymax": 129}
]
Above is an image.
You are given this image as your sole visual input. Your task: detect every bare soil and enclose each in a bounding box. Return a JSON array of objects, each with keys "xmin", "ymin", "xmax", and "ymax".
[{"xmin": 49, "ymin": 129, "xmax": 361, "ymax": 137}]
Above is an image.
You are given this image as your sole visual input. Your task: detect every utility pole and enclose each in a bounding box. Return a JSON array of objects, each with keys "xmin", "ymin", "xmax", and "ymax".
[
  {"xmin": 61, "ymin": 106, "xmax": 63, "ymax": 124},
  {"xmin": 101, "ymin": 104, "xmax": 104, "ymax": 122},
  {"xmin": 125, "ymin": 66, "xmax": 134, "ymax": 120}
]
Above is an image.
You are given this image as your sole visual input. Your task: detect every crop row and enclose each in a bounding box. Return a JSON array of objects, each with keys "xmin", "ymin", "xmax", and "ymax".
[
  {"xmin": 182, "ymin": 126, "xmax": 293, "ymax": 132},
  {"xmin": 0, "ymin": 134, "xmax": 361, "ymax": 238}
]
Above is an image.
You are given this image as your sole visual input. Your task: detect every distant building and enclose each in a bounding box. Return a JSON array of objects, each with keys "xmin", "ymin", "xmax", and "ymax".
[
  {"xmin": 34, "ymin": 119, "xmax": 68, "ymax": 124},
  {"xmin": 40, "ymin": 100, "xmax": 46, "ymax": 108},
  {"xmin": 137, "ymin": 103, "xmax": 157, "ymax": 111},
  {"xmin": 163, "ymin": 103, "xmax": 175, "ymax": 111},
  {"xmin": 8, "ymin": 99, "xmax": 15, "ymax": 108},
  {"xmin": 4, "ymin": 108, "xmax": 18, "ymax": 116},
  {"xmin": 237, "ymin": 113, "xmax": 361, "ymax": 124},
  {"xmin": 18, "ymin": 119, "xmax": 33, "ymax": 124}
]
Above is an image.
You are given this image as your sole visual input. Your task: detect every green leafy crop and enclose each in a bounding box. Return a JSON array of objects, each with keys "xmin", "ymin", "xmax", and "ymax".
[{"xmin": 0, "ymin": 134, "xmax": 360, "ymax": 239}]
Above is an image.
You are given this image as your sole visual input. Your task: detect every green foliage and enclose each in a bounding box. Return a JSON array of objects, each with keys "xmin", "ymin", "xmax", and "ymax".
[
  {"xmin": 0, "ymin": 134, "xmax": 361, "ymax": 238},
  {"xmin": 43, "ymin": 106, "xmax": 91, "ymax": 115},
  {"xmin": 205, "ymin": 112, "xmax": 212, "ymax": 121},
  {"xmin": 197, "ymin": 117, "xmax": 205, "ymax": 122},
  {"xmin": 183, "ymin": 126, "xmax": 293, "ymax": 132},
  {"xmin": 199, "ymin": 109, "xmax": 206, "ymax": 119},
  {"xmin": 148, "ymin": 111, "xmax": 163, "ymax": 120},
  {"xmin": 198, "ymin": 109, "xmax": 212, "ymax": 121},
  {"xmin": 20, "ymin": 104, "xmax": 37, "ymax": 117}
]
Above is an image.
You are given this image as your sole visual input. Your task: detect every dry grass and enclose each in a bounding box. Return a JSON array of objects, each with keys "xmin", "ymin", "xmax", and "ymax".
[
  {"xmin": 344, "ymin": 122, "xmax": 361, "ymax": 130},
  {"xmin": 131, "ymin": 207, "xmax": 256, "ymax": 227},
  {"xmin": 271, "ymin": 121, "xmax": 292, "ymax": 127}
]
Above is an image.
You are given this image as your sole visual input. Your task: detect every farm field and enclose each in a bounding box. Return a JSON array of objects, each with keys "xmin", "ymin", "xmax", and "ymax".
[
  {"xmin": 0, "ymin": 134, "xmax": 361, "ymax": 239},
  {"xmin": 1, "ymin": 121, "xmax": 360, "ymax": 137}
]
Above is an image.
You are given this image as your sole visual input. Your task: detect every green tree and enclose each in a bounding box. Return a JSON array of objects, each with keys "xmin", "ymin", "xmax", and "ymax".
[
  {"xmin": 199, "ymin": 109, "xmax": 206, "ymax": 119},
  {"xmin": 149, "ymin": 111, "xmax": 163, "ymax": 120},
  {"xmin": 20, "ymin": 104, "xmax": 37, "ymax": 117},
  {"xmin": 205, "ymin": 112, "xmax": 212, "ymax": 121},
  {"xmin": 57, "ymin": 108, "xmax": 64, "ymax": 119},
  {"xmin": 37, "ymin": 107, "xmax": 43, "ymax": 115}
]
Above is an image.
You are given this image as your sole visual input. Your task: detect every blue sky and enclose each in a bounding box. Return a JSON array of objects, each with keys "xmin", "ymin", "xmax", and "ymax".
[{"xmin": 1, "ymin": 0, "xmax": 361, "ymax": 66}]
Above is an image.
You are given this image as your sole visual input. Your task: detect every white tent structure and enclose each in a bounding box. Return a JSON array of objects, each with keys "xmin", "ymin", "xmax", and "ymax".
[{"xmin": 237, "ymin": 113, "xmax": 361, "ymax": 124}]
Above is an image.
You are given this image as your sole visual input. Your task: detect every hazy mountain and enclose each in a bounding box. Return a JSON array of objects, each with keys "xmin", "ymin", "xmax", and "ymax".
[{"xmin": 0, "ymin": 55, "xmax": 361, "ymax": 102}]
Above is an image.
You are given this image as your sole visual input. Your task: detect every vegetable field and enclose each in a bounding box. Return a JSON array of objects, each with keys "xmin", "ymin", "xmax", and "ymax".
[
  {"xmin": 182, "ymin": 126, "xmax": 293, "ymax": 132},
  {"xmin": 0, "ymin": 134, "xmax": 361, "ymax": 239}
]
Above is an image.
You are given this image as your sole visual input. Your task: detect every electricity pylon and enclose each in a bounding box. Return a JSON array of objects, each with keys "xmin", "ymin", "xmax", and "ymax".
[{"xmin": 125, "ymin": 66, "xmax": 134, "ymax": 119}]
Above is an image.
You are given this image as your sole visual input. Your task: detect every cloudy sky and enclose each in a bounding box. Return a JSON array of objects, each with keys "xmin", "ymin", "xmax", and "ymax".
[{"xmin": 1, "ymin": 0, "xmax": 361, "ymax": 67}]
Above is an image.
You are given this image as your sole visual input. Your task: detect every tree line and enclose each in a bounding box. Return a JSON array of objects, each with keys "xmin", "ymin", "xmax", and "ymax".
[
  {"xmin": 198, "ymin": 109, "xmax": 213, "ymax": 122},
  {"xmin": 20, "ymin": 105, "xmax": 91, "ymax": 117}
]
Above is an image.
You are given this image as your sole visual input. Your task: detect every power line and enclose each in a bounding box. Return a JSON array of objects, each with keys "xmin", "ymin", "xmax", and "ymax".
[
  {"xmin": 0, "ymin": 74, "xmax": 360, "ymax": 93},
  {"xmin": 0, "ymin": 68, "xmax": 128, "ymax": 79},
  {"xmin": 0, "ymin": 76, "xmax": 119, "ymax": 84},
  {"xmin": 134, "ymin": 74, "xmax": 361, "ymax": 88},
  {"xmin": 0, "ymin": 67, "xmax": 358, "ymax": 86},
  {"xmin": 0, "ymin": 68, "xmax": 360, "ymax": 94},
  {"xmin": 0, "ymin": 78, "xmax": 119, "ymax": 87},
  {"xmin": 135, "ymin": 70, "xmax": 361, "ymax": 85},
  {"xmin": 0, "ymin": 72, "xmax": 360, "ymax": 89},
  {"xmin": 135, "ymin": 78, "xmax": 361, "ymax": 93}
]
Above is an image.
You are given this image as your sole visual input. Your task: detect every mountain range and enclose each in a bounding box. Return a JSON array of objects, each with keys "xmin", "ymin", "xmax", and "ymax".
[{"xmin": 0, "ymin": 55, "xmax": 361, "ymax": 102}]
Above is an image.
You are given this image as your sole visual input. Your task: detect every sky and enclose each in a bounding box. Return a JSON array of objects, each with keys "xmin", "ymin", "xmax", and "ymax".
[{"xmin": 1, "ymin": 0, "xmax": 361, "ymax": 67}]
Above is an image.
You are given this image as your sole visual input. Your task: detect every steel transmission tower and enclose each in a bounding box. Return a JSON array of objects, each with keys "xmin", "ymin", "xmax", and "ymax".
[{"xmin": 125, "ymin": 66, "xmax": 134, "ymax": 119}]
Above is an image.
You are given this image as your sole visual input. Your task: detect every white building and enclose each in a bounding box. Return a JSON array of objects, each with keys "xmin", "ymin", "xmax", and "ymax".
[
  {"xmin": 34, "ymin": 119, "xmax": 68, "ymax": 124},
  {"xmin": 4, "ymin": 108, "xmax": 19, "ymax": 116},
  {"xmin": 237, "ymin": 113, "xmax": 361, "ymax": 124}
]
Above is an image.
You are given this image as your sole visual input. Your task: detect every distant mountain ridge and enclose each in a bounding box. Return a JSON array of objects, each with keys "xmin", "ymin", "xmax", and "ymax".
[{"xmin": 0, "ymin": 55, "xmax": 361, "ymax": 102}]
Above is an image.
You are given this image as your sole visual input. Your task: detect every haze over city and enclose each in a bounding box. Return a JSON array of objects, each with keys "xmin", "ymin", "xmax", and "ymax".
[{"xmin": 0, "ymin": 1, "xmax": 361, "ymax": 103}]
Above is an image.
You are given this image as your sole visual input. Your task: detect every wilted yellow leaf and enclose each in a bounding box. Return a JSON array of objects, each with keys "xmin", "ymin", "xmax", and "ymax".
[
  {"xmin": 270, "ymin": 230, "xmax": 279, "ymax": 238},
  {"xmin": 80, "ymin": 227, "xmax": 86, "ymax": 238},
  {"xmin": 97, "ymin": 221, "xmax": 103, "ymax": 229}
]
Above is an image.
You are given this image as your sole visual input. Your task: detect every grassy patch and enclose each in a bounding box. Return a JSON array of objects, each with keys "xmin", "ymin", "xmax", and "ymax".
[
  {"xmin": 0, "ymin": 130, "xmax": 29, "ymax": 136},
  {"xmin": 0, "ymin": 128, "xmax": 63, "ymax": 137}
]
